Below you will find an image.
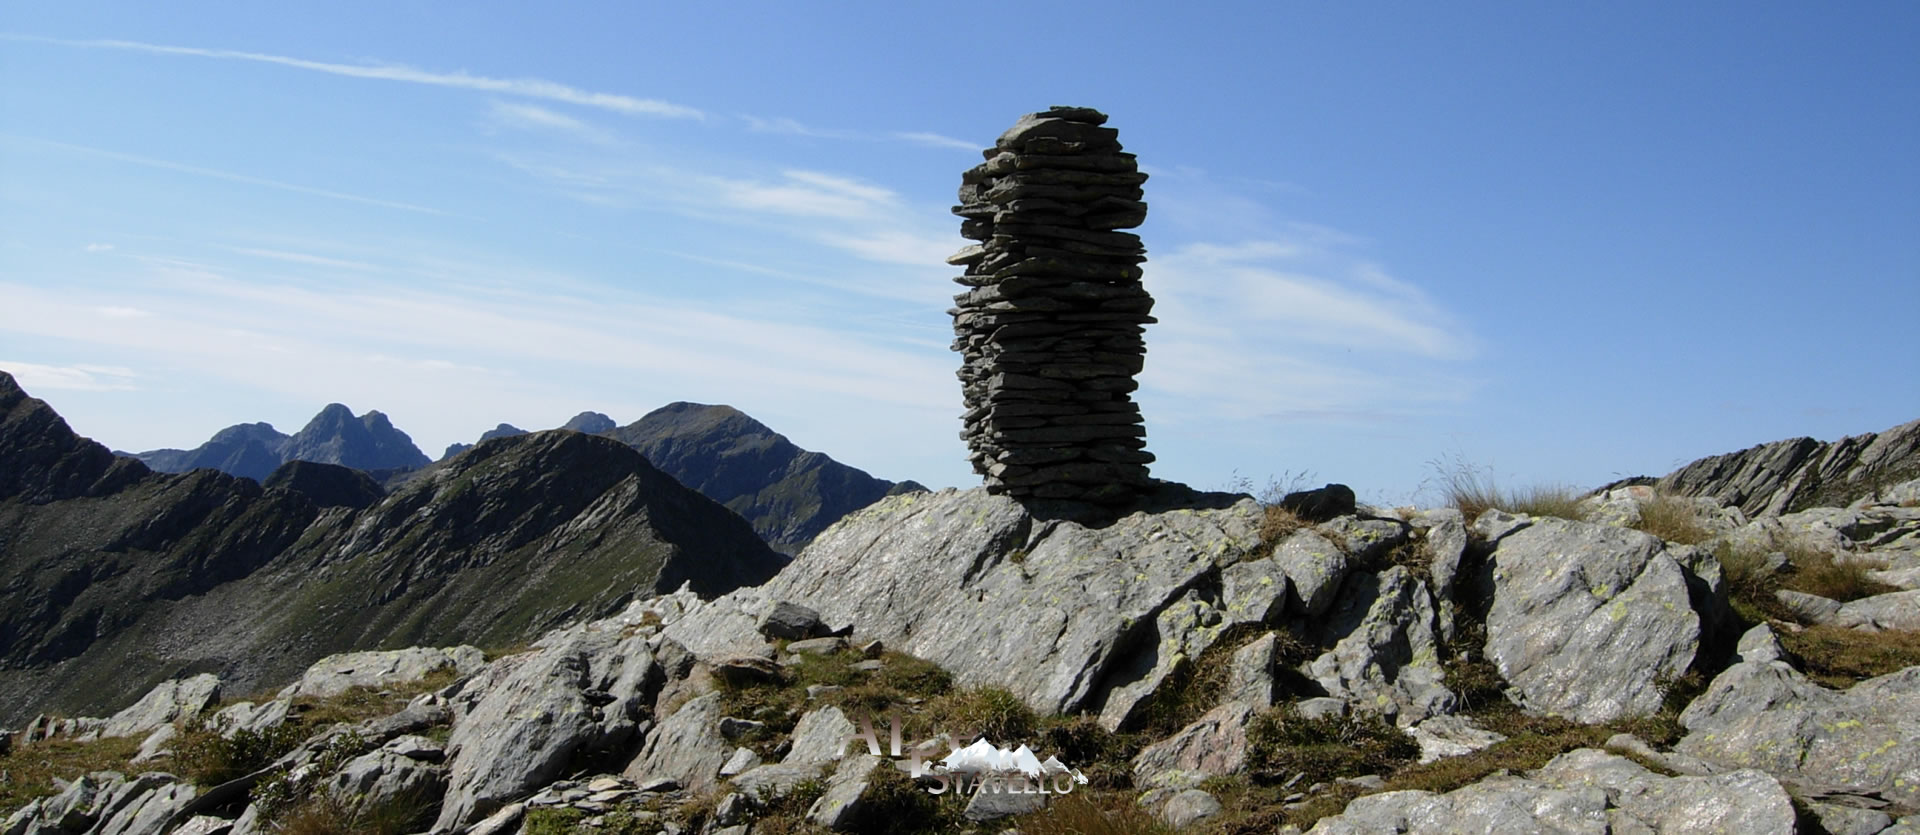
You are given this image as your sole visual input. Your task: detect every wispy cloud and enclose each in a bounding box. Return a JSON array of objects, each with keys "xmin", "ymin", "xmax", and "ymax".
[
  {"xmin": 3, "ymin": 135, "xmax": 446, "ymax": 215},
  {"xmin": 223, "ymin": 246, "xmax": 384, "ymax": 272},
  {"xmin": 742, "ymin": 115, "xmax": 978, "ymax": 151},
  {"xmin": 890, "ymin": 131, "xmax": 980, "ymax": 151},
  {"xmin": 85, "ymin": 243, "xmax": 116, "ymax": 252},
  {"xmin": 0, "ymin": 361, "xmax": 139, "ymax": 391},
  {"xmin": 6, "ymin": 35, "xmax": 702, "ymax": 119},
  {"xmin": 487, "ymin": 101, "xmax": 615, "ymax": 144}
]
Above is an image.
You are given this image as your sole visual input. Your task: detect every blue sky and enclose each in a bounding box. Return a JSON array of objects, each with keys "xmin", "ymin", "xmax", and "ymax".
[{"xmin": 2, "ymin": 2, "xmax": 1915, "ymax": 505}]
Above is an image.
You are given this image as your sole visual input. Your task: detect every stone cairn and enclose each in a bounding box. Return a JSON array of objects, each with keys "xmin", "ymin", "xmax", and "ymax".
[{"xmin": 948, "ymin": 106, "xmax": 1155, "ymax": 507}]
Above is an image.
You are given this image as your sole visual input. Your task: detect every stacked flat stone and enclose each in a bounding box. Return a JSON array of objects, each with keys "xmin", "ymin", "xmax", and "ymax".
[{"xmin": 948, "ymin": 106, "xmax": 1155, "ymax": 506}]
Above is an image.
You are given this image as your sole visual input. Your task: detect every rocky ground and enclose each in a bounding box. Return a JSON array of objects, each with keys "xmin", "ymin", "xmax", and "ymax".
[{"xmin": 5, "ymin": 477, "xmax": 1919, "ymax": 834}]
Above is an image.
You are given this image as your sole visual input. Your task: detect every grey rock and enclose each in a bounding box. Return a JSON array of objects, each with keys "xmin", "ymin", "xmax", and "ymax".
[
  {"xmin": 1160, "ymin": 788, "xmax": 1223, "ymax": 829},
  {"xmin": 1407, "ymin": 716, "xmax": 1506, "ymax": 764},
  {"xmin": 720, "ymin": 747, "xmax": 761, "ymax": 777},
  {"xmin": 760, "ymin": 601, "xmax": 827, "ymax": 640},
  {"xmin": 209, "ymin": 699, "xmax": 292, "ymax": 738},
  {"xmin": 1307, "ymin": 749, "xmax": 1793, "ymax": 834},
  {"xmin": 327, "ymin": 749, "xmax": 446, "ymax": 825},
  {"xmin": 1224, "ymin": 632, "xmax": 1281, "ymax": 710},
  {"xmin": 718, "ymin": 717, "xmax": 765, "ymax": 742},
  {"xmin": 712, "ymin": 655, "xmax": 783, "ymax": 687},
  {"xmin": 713, "ymin": 792, "xmax": 752, "ymax": 826},
  {"xmin": 1776, "ymin": 589, "xmax": 1844, "ymax": 623},
  {"xmin": 1279, "ymin": 484, "xmax": 1356, "ymax": 522},
  {"xmin": 1869, "ymin": 566, "xmax": 1920, "ymax": 589},
  {"xmin": 623, "ymin": 692, "xmax": 730, "ymax": 796},
  {"xmin": 1307, "ymin": 566, "xmax": 1455, "ymax": 725},
  {"xmin": 809, "ymin": 754, "xmax": 882, "ymax": 830},
  {"xmin": 1219, "ymin": 557, "xmax": 1291, "ymax": 625},
  {"xmin": 786, "ymin": 636, "xmax": 849, "ymax": 655},
  {"xmin": 1804, "ymin": 801, "xmax": 1894, "ymax": 835},
  {"xmin": 730, "ymin": 762, "xmax": 827, "ymax": 802},
  {"xmin": 1833, "ymin": 589, "xmax": 1920, "ymax": 631},
  {"xmin": 433, "ymin": 627, "xmax": 658, "ymax": 831},
  {"xmin": 98, "ymin": 674, "xmax": 221, "ymax": 738},
  {"xmin": 279, "ymin": 645, "xmax": 483, "ymax": 700},
  {"xmin": 171, "ymin": 816, "xmax": 233, "ymax": 835},
  {"xmin": 1425, "ymin": 512, "xmax": 1468, "ymax": 641},
  {"xmin": 1736, "ymin": 623, "xmax": 1791, "ymax": 665},
  {"xmin": 129, "ymin": 724, "xmax": 177, "ymax": 765},
  {"xmin": 1679, "ymin": 650, "xmax": 1920, "ymax": 805},
  {"xmin": 962, "ymin": 779, "xmax": 1048, "ymax": 821},
  {"xmin": 92, "ymin": 775, "xmax": 197, "ymax": 835},
  {"xmin": 1271, "ymin": 530, "xmax": 1352, "ymax": 620},
  {"xmin": 784, "ymin": 706, "xmax": 858, "ymax": 766},
  {"xmin": 1132, "ymin": 701, "xmax": 1256, "ymax": 791},
  {"xmin": 464, "ymin": 802, "xmax": 526, "ymax": 835},
  {"xmin": 381, "ymin": 733, "xmax": 445, "ymax": 762},
  {"xmin": 1482, "ymin": 517, "xmax": 1702, "ymax": 722},
  {"xmin": 1294, "ymin": 697, "xmax": 1346, "ymax": 721},
  {"xmin": 1318, "ymin": 516, "xmax": 1409, "ymax": 563}
]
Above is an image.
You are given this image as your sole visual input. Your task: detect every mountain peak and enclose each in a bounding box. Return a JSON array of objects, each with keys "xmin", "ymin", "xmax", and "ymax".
[{"xmin": 562, "ymin": 411, "xmax": 617, "ymax": 434}]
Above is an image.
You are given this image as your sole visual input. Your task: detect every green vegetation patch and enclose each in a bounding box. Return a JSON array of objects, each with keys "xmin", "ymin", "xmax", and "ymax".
[{"xmin": 0, "ymin": 733, "xmax": 144, "ymax": 814}]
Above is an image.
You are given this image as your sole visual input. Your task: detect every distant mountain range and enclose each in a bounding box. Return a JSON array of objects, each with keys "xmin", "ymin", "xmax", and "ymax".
[
  {"xmin": 0, "ymin": 371, "xmax": 785, "ymax": 725},
  {"xmin": 134, "ymin": 402, "xmax": 921, "ymax": 555},
  {"xmin": 131, "ymin": 403, "xmax": 429, "ymax": 480}
]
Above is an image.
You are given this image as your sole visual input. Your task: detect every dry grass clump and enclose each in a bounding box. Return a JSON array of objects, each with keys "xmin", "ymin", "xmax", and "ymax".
[
  {"xmin": 1015, "ymin": 790, "xmax": 1172, "ymax": 835},
  {"xmin": 1258, "ymin": 505, "xmax": 1308, "ymax": 549},
  {"xmin": 1782, "ymin": 546, "xmax": 1897, "ymax": 603},
  {"xmin": 0, "ymin": 733, "xmax": 143, "ymax": 813},
  {"xmin": 273, "ymin": 788, "xmax": 437, "ymax": 835},
  {"xmin": 1778, "ymin": 626, "xmax": 1920, "ymax": 689},
  {"xmin": 1631, "ymin": 495, "xmax": 1713, "ymax": 545},
  {"xmin": 1429, "ymin": 458, "xmax": 1586, "ymax": 521}
]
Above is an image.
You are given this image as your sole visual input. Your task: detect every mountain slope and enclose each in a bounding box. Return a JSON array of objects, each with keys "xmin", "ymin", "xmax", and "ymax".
[
  {"xmin": 132, "ymin": 403, "xmax": 430, "ymax": 480},
  {"xmin": 0, "ymin": 372, "xmax": 782, "ymax": 725},
  {"xmin": 607, "ymin": 402, "xmax": 923, "ymax": 555}
]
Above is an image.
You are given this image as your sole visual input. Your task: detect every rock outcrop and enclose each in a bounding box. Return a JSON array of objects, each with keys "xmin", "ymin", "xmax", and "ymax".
[
  {"xmin": 1304, "ymin": 749, "xmax": 1797, "ymax": 834},
  {"xmin": 949, "ymin": 106, "xmax": 1157, "ymax": 510},
  {"xmin": 1638, "ymin": 417, "xmax": 1920, "ymax": 515}
]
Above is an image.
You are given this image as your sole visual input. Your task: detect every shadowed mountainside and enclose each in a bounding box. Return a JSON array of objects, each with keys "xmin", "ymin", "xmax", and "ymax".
[
  {"xmin": 606, "ymin": 402, "xmax": 925, "ymax": 555},
  {"xmin": 0, "ymin": 372, "xmax": 783, "ymax": 726}
]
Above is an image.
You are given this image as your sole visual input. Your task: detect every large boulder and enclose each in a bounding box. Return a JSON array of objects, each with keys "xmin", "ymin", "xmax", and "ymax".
[
  {"xmin": 1306, "ymin": 749, "xmax": 1795, "ymax": 834},
  {"xmin": 97, "ymin": 675, "xmax": 221, "ymax": 739},
  {"xmin": 432, "ymin": 622, "xmax": 659, "ymax": 831},
  {"xmin": 622, "ymin": 692, "xmax": 731, "ymax": 796},
  {"xmin": 280, "ymin": 646, "xmax": 485, "ymax": 700},
  {"xmin": 1306, "ymin": 566, "xmax": 1455, "ymax": 726},
  {"xmin": 664, "ymin": 488, "xmax": 1270, "ymax": 729},
  {"xmin": 1474, "ymin": 513, "xmax": 1705, "ymax": 722},
  {"xmin": 1678, "ymin": 627, "xmax": 1920, "ymax": 806}
]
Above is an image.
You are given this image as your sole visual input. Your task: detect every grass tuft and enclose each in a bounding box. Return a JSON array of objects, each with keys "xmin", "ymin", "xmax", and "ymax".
[
  {"xmin": 1631, "ymin": 495, "xmax": 1713, "ymax": 546},
  {"xmin": 1428, "ymin": 457, "xmax": 1586, "ymax": 520},
  {"xmin": 1245, "ymin": 708, "xmax": 1419, "ymax": 785},
  {"xmin": 1778, "ymin": 626, "xmax": 1920, "ymax": 689},
  {"xmin": 1014, "ymin": 789, "xmax": 1172, "ymax": 835},
  {"xmin": 1783, "ymin": 546, "xmax": 1897, "ymax": 603}
]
